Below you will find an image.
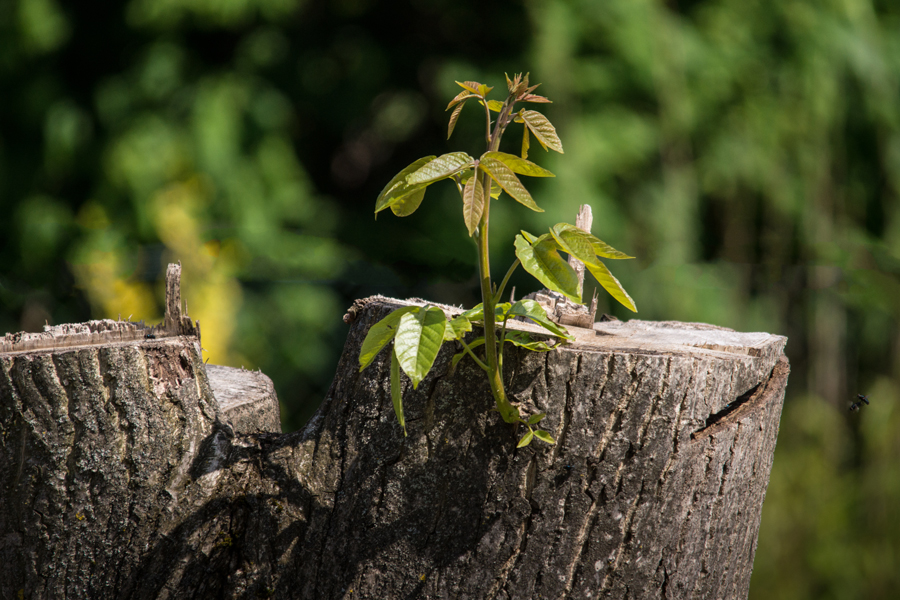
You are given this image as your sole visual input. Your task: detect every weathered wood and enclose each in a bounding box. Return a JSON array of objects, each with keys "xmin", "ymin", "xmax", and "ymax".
[
  {"xmin": 207, "ymin": 365, "xmax": 282, "ymax": 434},
  {"xmin": 0, "ymin": 291, "xmax": 788, "ymax": 599}
]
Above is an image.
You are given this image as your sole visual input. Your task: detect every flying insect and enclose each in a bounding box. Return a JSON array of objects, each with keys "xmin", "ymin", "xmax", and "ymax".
[{"xmin": 849, "ymin": 394, "xmax": 869, "ymax": 412}]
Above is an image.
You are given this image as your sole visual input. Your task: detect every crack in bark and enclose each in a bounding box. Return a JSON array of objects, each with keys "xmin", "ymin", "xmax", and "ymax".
[
  {"xmin": 655, "ymin": 358, "xmax": 685, "ymax": 499},
  {"xmin": 688, "ymin": 430, "xmax": 739, "ymax": 600},
  {"xmin": 558, "ymin": 507, "xmax": 597, "ymax": 600},
  {"xmin": 592, "ymin": 355, "xmax": 627, "ymax": 465},
  {"xmin": 599, "ymin": 479, "xmax": 648, "ymax": 595},
  {"xmin": 559, "ymin": 353, "xmax": 583, "ymax": 457}
]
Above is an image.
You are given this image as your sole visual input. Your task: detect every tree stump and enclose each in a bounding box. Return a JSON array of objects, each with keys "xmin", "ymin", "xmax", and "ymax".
[{"xmin": 0, "ymin": 272, "xmax": 788, "ymax": 599}]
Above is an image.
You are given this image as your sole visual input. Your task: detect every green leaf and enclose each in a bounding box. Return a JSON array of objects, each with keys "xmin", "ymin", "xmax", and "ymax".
[
  {"xmin": 507, "ymin": 299, "xmax": 573, "ymax": 339},
  {"xmin": 447, "ymin": 101, "xmax": 466, "ymax": 139},
  {"xmin": 550, "ymin": 223, "xmax": 634, "ymax": 261},
  {"xmin": 391, "ymin": 350, "xmax": 407, "ymax": 436},
  {"xmin": 462, "ymin": 171, "xmax": 486, "ymax": 237},
  {"xmin": 479, "ymin": 156, "xmax": 543, "ymax": 212},
  {"xmin": 446, "ymin": 90, "xmax": 475, "ymax": 110},
  {"xmin": 502, "ymin": 331, "xmax": 559, "ymax": 352},
  {"xmin": 444, "ymin": 315, "xmax": 472, "ymax": 341},
  {"xmin": 489, "ymin": 179, "xmax": 502, "ymax": 199},
  {"xmin": 407, "ymin": 152, "xmax": 474, "ymax": 186},
  {"xmin": 527, "ymin": 412, "xmax": 546, "ymax": 425},
  {"xmin": 590, "ymin": 237, "xmax": 635, "ymax": 260},
  {"xmin": 394, "ymin": 306, "xmax": 447, "ymax": 388},
  {"xmin": 478, "ymin": 99, "xmax": 504, "ymax": 112},
  {"xmin": 585, "ymin": 260, "xmax": 638, "ymax": 313},
  {"xmin": 520, "ymin": 110, "xmax": 564, "ymax": 154},
  {"xmin": 520, "ymin": 229, "xmax": 540, "ymax": 244},
  {"xmin": 375, "ymin": 156, "xmax": 435, "ymax": 215},
  {"xmin": 456, "ymin": 80, "xmax": 489, "ymax": 95},
  {"xmin": 391, "ymin": 187, "xmax": 426, "ymax": 217},
  {"xmin": 359, "ymin": 306, "xmax": 417, "ymax": 371},
  {"xmin": 493, "ymin": 302, "xmax": 512, "ymax": 319},
  {"xmin": 459, "ymin": 303, "xmax": 485, "ymax": 322},
  {"xmin": 533, "ymin": 429, "xmax": 556, "ymax": 444},
  {"xmin": 550, "ymin": 223, "xmax": 600, "ymax": 267},
  {"xmin": 477, "ymin": 83, "xmax": 493, "ymax": 96},
  {"xmin": 482, "ymin": 151, "xmax": 554, "ymax": 178},
  {"xmin": 517, "ymin": 429, "xmax": 534, "ymax": 448},
  {"xmin": 522, "ymin": 126, "xmax": 530, "ymax": 160},
  {"xmin": 514, "ymin": 234, "xmax": 581, "ymax": 302}
]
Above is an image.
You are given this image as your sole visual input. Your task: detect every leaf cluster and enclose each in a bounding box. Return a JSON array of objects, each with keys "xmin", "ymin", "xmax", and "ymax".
[
  {"xmin": 361, "ymin": 73, "xmax": 637, "ymax": 447},
  {"xmin": 359, "ymin": 299, "xmax": 564, "ymax": 442}
]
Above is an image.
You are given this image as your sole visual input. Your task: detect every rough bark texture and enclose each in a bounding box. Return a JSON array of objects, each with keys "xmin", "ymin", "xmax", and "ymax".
[{"xmin": 0, "ymin": 291, "xmax": 788, "ymax": 600}]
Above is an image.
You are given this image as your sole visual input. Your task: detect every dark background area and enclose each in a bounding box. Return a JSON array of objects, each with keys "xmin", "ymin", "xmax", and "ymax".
[{"xmin": 2, "ymin": 0, "xmax": 899, "ymax": 596}]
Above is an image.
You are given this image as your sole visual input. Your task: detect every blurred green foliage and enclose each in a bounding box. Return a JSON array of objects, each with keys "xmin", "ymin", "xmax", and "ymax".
[{"xmin": 1, "ymin": 0, "xmax": 899, "ymax": 596}]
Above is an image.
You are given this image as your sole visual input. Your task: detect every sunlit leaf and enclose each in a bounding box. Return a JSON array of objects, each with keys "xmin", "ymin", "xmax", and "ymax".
[
  {"xmin": 391, "ymin": 187, "xmax": 426, "ymax": 217},
  {"xmin": 584, "ymin": 260, "xmax": 638, "ymax": 313},
  {"xmin": 502, "ymin": 331, "xmax": 559, "ymax": 352},
  {"xmin": 477, "ymin": 83, "xmax": 493, "ymax": 96},
  {"xmin": 550, "ymin": 223, "xmax": 600, "ymax": 267},
  {"xmin": 514, "ymin": 234, "xmax": 580, "ymax": 302},
  {"xmin": 533, "ymin": 429, "xmax": 556, "ymax": 444},
  {"xmin": 375, "ymin": 156, "xmax": 435, "ymax": 215},
  {"xmin": 520, "ymin": 229, "xmax": 540, "ymax": 244},
  {"xmin": 507, "ymin": 298, "xmax": 573, "ymax": 339},
  {"xmin": 391, "ymin": 350, "xmax": 407, "ymax": 436},
  {"xmin": 522, "ymin": 126, "xmax": 530, "ymax": 160},
  {"xmin": 479, "ymin": 156, "xmax": 543, "ymax": 212},
  {"xmin": 446, "ymin": 90, "xmax": 475, "ymax": 110},
  {"xmin": 462, "ymin": 172, "xmax": 486, "ymax": 236},
  {"xmin": 394, "ymin": 306, "xmax": 447, "ymax": 387},
  {"xmin": 456, "ymin": 302, "xmax": 513, "ymax": 324},
  {"xmin": 517, "ymin": 429, "xmax": 534, "ymax": 448},
  {"xmin": 448, "ymin": 101, "xmax": 466, "ymax": 139},
  {"xmin": 521, "ymin": 110, "xmax": 564, "ymax": 154},
  {"xmin": 407, "ymin": 151, "xmax": 474, "ymax": 186},
  {"xmin": 459, "ymin": 303, "xmax": 485, "ymax": 322},
  {"xmin": 589, "ymin": 237, "xmax": 634, "ymax": 260},
  {"xmin": 444, "ymin": 314, "xmax": 472, "ymax": 341},
  {"xmin": 522, "ymin": 94, "xmax": 551, "ymax": 103},
  {"xmin": 527, "ymin": 412, "xmax": 546, "ymax": 425},
  {"xmin": 482, "ymin": 151, "xmax": 554, "ymax": 177},
  {"xmin": 359, "ymin": 306, "xmax": 417, "ymax": 371},
  {"xmin": 482, "ymin": 99, "xmax": 504, "ymax": 112},
  {"xmin": 456, "ymin": 80, "xmax": 488, "ymax": 94}
]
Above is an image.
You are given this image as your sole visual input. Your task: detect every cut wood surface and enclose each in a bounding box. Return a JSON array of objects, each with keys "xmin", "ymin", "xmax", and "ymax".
[{"xmin": 0, "ymin": 286, "xmax": 789, "ymax": 599}]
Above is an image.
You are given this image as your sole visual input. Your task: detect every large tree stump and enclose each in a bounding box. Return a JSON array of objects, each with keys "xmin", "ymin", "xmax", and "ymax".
[{"xmin": 0, "ymin": 275, "xmax": 788, "ymax": 599}]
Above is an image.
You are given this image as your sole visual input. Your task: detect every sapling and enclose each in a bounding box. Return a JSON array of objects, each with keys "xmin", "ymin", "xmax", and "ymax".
[{"xmin": 358, "ymin": 73, "xmax": 637, "ymax": 447}]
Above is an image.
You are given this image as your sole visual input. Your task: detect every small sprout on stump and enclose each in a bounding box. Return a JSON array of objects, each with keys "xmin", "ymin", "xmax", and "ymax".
[{"xmin": 359, "ymin": 73, "xmax": 637, "ymax": 446}]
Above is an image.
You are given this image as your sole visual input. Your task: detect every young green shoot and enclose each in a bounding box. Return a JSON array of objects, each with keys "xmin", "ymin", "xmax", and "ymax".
[{"xmin": 360, "ymin": 73, "xmax": 637, "ymax": 447}]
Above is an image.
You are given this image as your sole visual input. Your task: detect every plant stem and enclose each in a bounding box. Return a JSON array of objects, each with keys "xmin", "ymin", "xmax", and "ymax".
[
  {"xmin": 475, "ymin": 91, "xmax": 521, "ymax": 425},
  {"xmin": 495, "ymin": 258, "xmax": 520, "ymax": 303},
  {"xmin": 458, "ymin": 338, "xmax": 489, "ymax": 372}
]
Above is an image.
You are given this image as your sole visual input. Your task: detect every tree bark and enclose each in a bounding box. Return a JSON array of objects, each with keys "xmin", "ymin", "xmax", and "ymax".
[{"xmin": 1, "ymin": 278, "xmax": 788, "ymax": 599}]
